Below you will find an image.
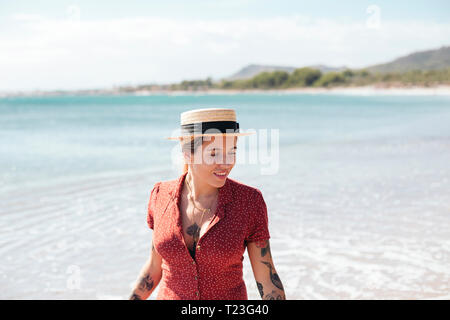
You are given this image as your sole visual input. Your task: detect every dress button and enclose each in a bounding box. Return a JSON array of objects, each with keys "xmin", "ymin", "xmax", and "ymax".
[
  {"xmin": 194, "ymin": 276, "xmax": 198, "ymax": 280},
  {"xmin": 197, "ymin": 245, "xmax": 200, "ymax": 251},
  {"xmin": 195, "ymin": 291, "xmax": 199, "ymax": 297},
  {"xmin": 192, "ymin": 260, "xmax": 196, "ymax": 265}
]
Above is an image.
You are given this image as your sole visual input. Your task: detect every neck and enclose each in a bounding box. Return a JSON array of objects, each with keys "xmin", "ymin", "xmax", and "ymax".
[{"xmin": 185, "ymin": 171, "xmax": 218, "ymax": 199}]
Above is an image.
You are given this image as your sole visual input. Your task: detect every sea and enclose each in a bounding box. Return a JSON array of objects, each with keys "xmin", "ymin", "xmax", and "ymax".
[{"xmin": 1, "ymin": 92, "xmax": 449, "ymax": 299}]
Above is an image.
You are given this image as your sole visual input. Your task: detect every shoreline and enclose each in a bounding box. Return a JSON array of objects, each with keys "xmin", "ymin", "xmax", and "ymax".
[
  {"xmin": 160, "ymin": 85, "xmax": 450, "ymax": 96},
  {"xmin": 2, "ymin": 85, "xmax": 450, "ymax": 98}
]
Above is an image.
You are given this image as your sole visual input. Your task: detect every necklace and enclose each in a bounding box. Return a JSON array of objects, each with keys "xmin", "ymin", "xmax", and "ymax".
[{"xmin": 185, "ymin": 173, "xmax": 217, "ymax": 252}]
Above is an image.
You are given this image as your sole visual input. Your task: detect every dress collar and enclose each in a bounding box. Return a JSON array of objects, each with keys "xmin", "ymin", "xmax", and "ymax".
[
  {"xmin": 167, "ymin": 171, "xmax": 233, "ymax": 257},
  {"xmin": 168, "ymin": 171, "xmax": 233, "ymax": 206}
]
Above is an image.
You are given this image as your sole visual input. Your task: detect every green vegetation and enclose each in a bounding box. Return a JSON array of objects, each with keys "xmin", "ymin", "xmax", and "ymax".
[
  {"xmin": 118, "ymin": 67, "xmax": 450, "ymax": 93},
  {"xmin": 250, "ymin": 71, "xmax": 290, "ymax": 88},
  {"xmin": 288, "ymin": 67, "xmax": 322, "ymax": 87},
  {"xmin": 211, "ymin": 67, "xmax": 450, "ymax": 90},
  {"xmin": 169, "ymin": 77, "xmax": 214, "ymax": 90},
  {"xmin": 313, "ymin": 71, "xmax": 345, "ymax": 87}
]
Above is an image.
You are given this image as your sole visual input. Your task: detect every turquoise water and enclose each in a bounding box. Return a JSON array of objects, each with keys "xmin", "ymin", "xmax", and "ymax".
[
  {"xmin": 1, "ymin": 93, "xmax": 449, "ymax": 299},
  {"xmin": 1, "ymin": 94, "xmax": 450, "ymax": 191}
]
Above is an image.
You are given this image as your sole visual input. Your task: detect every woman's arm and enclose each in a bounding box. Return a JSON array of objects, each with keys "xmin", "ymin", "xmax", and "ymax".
[
  {"xmin": 247, "ymin": 239, "xmax": 286, "ymax": 300},
  {"xmin": 129, "ymin": 240, "xmax": 162, "ymax": 300}
]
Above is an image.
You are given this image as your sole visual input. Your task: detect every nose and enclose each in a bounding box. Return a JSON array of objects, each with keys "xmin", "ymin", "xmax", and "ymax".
[{"xmin": 219, "ymin": 152, "xmax": 236, "ymax": 165}]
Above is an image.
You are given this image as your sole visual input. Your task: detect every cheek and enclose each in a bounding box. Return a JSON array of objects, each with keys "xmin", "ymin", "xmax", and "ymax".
[
  {"xmin": 204, "ymin": 164, "xmax": 217, "ymax": 175},
  {"xmin": 194, "ymin": 163, "xmax": 215, "ymax": 177},
  {"xmin": 201, "ymin": 152, "xmax": 216, "ymax": 166}
]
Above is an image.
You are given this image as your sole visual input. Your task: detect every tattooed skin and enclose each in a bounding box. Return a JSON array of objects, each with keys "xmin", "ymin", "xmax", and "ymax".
[
  {"xmin": 186, "ymin": 223, "xmax": 200, "ymax": 238},
  {"xmin": 257, "ymin": 280, "xmax": 285, "ymax": 300},
  {"xmin": 129, "ymin": 293, "xmax": 141, "ymax": 300},
  {"xmin": 264, "ymin": 290, "xmax": 284, "ymax": 300},
  {"xmin": 137, "ymin": 274, "xmax": 154, "ymax": 291},
  {"xmin": 255, "ymin": 240, "xmax": 271, "ymax": 257},
  {"xmin": 186, "ymin": 223, "xmax": 201, "ymax": 259},
  {"xmin": 256, "ymin": 282, "xmax": 264, "ymax": 298},
  {"xmin": 260, "ymin": 261, "xmax": 284, "ymax": 291}
]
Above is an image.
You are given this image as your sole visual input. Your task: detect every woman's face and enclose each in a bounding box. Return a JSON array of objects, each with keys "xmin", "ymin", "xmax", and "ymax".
[{"xmin": 185, "ymin": 135, "xmax": 237, "ymax": 188}]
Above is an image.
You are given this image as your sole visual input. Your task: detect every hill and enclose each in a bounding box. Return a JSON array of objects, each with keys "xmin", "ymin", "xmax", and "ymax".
[
  {"xmin": 366, "ymin": 46, "xmax": 450, "ymax": 73},
  {"xmin": 226, "ymin": 64, "xmax": 346, "ymax": 80}
]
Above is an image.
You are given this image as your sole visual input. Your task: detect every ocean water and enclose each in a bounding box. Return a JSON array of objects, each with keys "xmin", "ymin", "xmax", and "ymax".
[{"xmin": 0, "ymin": 93, "xmax": 449, "ymax": 299}]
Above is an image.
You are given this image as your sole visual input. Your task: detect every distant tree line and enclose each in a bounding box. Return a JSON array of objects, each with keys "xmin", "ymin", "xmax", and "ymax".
[
  {"xmin": 118, "ymin": 67, "xmax": 450, "ymax": 92},
  {"xmin": 215, "ymin": 67, "xmax": 450, "ymax": 89},
  {"xmin": 169, "ymin": 77, "xmax": 213, "ymax": 90}
]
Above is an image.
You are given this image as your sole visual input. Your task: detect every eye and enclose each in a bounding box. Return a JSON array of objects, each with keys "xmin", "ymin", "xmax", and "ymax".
[{"xmin": 209, "ymin": 149, "xmax": 236, "ymax": 157}]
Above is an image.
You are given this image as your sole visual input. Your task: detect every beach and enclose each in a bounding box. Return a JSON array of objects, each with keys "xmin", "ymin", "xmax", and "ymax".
[
  {"xmin": 1, "ymin": 92, "xmax": 449, "ymax": 299},
  {"xmin": 3, "ymin": 85, "xmax": 450, "ymax": 99},
  {"xmin": 130, "ymin": 85, "xmax": 450, "ymax": 97}
]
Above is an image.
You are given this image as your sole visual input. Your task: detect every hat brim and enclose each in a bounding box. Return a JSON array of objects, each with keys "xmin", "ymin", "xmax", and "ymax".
[{"xmin": 166, "ymin": 132, "xmax": 255, "ymax": 141}]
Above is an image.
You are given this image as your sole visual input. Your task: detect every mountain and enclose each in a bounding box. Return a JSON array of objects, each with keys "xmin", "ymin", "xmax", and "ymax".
[
  {"xmin": 225, "ymin": 46, "xmax": 450, "ymax": 81},
  {"xmin": 226, "ymin": 64, "xmax": 295, "ymax": 80},
  {"xmin": 307, "ymin": 64, "xmax": 347, "ymax": 73},
  {"xmin": 366, "ymin": 46, "xmax": 450, "ymax": 73},
  {"xmin": 225, "ymin": 64, "xmax": 346, "ymax": 80}
]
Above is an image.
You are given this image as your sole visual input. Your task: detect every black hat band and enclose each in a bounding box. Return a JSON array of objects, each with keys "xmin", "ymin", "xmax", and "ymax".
[{"xmin": 181, "ymin": 121, "xmax": 240, "ymax": 135}]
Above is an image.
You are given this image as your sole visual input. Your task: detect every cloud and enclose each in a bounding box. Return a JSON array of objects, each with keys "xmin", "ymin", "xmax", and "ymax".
[
  {"xmin": 1, "ymin": 13, "xmax": 449, "ymax": 91},
  {"xmin": 10, "ymin": 13, "xmax": 44, "ymax": 22}
]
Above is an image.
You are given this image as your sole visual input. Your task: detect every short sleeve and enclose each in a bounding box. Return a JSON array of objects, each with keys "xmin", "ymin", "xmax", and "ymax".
[
  {"xmin": 147, "ymin": 182, "xmax": 161, "ymax": 230},
  {"xmin": 245, "ymin": 189, "xmax": 270, "ymax": 243}
]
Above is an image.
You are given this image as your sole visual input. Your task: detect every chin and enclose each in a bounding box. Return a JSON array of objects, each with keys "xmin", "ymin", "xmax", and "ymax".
[
  {"xmin": 210, "ymin": 179, "xmax": 226, "ymax": 188},
  {"xmin": 209, "ymin": 176, "xmax": 227, "ymax": 188}
]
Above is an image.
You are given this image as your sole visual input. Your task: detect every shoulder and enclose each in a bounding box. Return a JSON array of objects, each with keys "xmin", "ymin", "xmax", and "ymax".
[
  {"xmin": 148, "ymin": 177, "xmax": 177, "ymax": 203},
  {"xmin": 226, "ymin": 177, "xmax": 264, "ymax": 202},
  {"xmin": 156, "ymin": 178, "xmax": 176, "ymax": 193},
  {"xmin": 152, "ymin": 174, "xmax": 181, "ymax": 193},
  {"xmin": 147, "ymin": 178, "xmax": 178, "ymax": 218}
]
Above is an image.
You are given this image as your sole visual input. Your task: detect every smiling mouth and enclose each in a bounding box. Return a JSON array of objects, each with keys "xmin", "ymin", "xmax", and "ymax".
[{"xmin": 213, "ymin": 172, "xmax": 228, "ymax": 178}]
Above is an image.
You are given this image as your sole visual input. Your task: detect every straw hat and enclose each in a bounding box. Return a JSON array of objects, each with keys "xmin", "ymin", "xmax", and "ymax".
[{"xmin": 166, "ymin": 108, "xmax": 255, "ymax": 140}]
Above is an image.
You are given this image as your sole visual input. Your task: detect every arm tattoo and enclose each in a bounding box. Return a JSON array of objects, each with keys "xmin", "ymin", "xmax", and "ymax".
[
  {"xmin": 264, "ymin": 290, "xmax": 284, "ymax": 300},
  {"xmin": 256, "ymin": 281, "xmax": 264, "ymax": 298},
  {"xmin": 261, "ymin": 261, "xmax": 284, "ymax": 291},
  {"xmin": 137, "ymin": 274, "xmax": 154, "ymax": 291},
  {"xmin": 255, "ymin": 240, "xmax": 271, "ymax": 257},
  {"xmin": 129, "ymin": 293, "xmax": 141, "ymax": 300},
  {"xmin": 257, "ymin": 280, "xmax": 285, "ymax": 300}
]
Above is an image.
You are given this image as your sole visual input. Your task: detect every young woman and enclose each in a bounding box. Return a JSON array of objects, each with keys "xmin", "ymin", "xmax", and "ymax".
[{"xmin": 130, "ymin": 108, "xmax": 285, "ymax": 300}]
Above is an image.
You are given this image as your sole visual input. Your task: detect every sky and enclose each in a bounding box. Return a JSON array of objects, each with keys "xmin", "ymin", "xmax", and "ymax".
[{"xmin": 1, "ymin": 0, "xmax": 449, "ymax": 91}]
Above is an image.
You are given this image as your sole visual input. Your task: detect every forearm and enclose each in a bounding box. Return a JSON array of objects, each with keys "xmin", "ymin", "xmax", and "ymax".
[
  {"xmin": 257, "ymin": 281, "xmax": 286, "ymax": 300},
  {"xmin": 258, "ymin": 261, "xmax": 286, "ymax": 300},
  {"xmin": 130, "ymin": 252, "xmax": 162, "ymax": 300},
  {"xmin": 129, "ymin": 270, "xmax": 161, "ymax": 300},
  {"xmin": 248, "ymin": 240, "xmax": 286, "ymax": 300}
]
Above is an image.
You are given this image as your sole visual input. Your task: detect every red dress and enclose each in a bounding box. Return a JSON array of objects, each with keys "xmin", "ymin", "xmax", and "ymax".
[{"xmin": 146, "ymin": 171, "xmax": 270, "ymax": 300}]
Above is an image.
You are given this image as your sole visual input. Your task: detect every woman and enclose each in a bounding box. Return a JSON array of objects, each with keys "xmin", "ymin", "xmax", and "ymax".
[{"xmin": 129, "ymin": 108, "xmax": 285, "ymax": 300}]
